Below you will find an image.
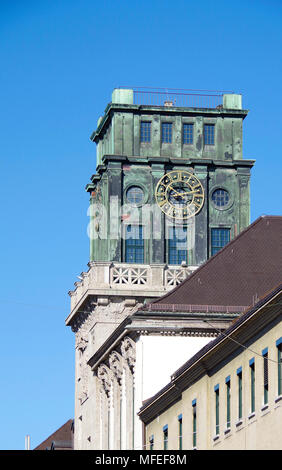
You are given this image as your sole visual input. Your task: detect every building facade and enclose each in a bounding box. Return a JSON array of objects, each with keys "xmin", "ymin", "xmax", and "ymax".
[
  {"xmin": 139, "ymin": 286, "xmax": 282, "ymax": 450},
  {"xmin": 66, "ymin": 88, "xmax": 254, "ymax": 450}
]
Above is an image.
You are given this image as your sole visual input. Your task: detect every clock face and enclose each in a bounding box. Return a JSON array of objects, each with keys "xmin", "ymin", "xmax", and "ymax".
[{"xmin": 155, "ymin": 170, "xmax": 205, "ymax": 219}]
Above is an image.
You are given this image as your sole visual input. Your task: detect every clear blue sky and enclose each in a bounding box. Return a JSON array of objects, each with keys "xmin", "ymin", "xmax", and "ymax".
[{"xmin": 0, "ymin": 0, "xmax": 281, "ymax": 450}]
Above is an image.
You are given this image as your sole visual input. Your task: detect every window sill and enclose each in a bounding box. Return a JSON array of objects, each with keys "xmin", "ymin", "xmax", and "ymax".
[
  {"xmin": 213, "ymin": 434, "xmax": 220, "ymax": 442},
  {"xmin": 261, "ymin": 404, "xmax": 269, "ymax": 412},
  {"xmin": 248, "ymin": 412, "xmax": 256, "ymax": 420},
  {"xmin": 236, "ymin": 419, "xmax": 243, "ymax": 428},
  {"xmin": 275, "ymin": 395, "xmax": 282, "ymax": 404},
  {"xmin": 224, "ymin": 427, "xmax": 231, "ymax": 436}
]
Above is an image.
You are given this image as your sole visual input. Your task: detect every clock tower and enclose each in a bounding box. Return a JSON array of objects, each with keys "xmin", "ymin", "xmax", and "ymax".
[
  {"xmin": 87, "ymin": 87, "xmax": 253, "ymax": 267},
  {"xmin": 66, "ymin": 88, "xmax": 254, "ymax": 449}
]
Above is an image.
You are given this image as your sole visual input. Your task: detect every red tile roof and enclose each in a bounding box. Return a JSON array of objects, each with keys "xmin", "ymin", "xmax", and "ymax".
[{"xmin": 150, "ymin": 216, "xmax": 282, "ymax": 309}]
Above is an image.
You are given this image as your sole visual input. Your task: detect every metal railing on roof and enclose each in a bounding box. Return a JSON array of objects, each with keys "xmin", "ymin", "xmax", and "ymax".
[
  {"xmin": 119, "ymin": 86, "xmax": 235, "ymax": 109},
  {"xmin": 144, "ymin": 303, "xmax": 247, "ymax": 313}
]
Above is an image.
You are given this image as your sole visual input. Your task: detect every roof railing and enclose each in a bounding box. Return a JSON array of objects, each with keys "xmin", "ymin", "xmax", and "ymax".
[
  {"xmin": 118, "ymin": 86, "xmax": 235, "ymax": 108},
  {"xmin": 144, "ymin": 303, "xmax": 247, "ymax": 313}
]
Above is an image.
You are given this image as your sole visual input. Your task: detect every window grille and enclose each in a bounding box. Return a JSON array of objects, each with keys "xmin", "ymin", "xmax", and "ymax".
[
  {"xmin": 162, "ymin": 122, "xmax": 172, "ymax": 143},
  {"xmin": 183, "ymin": 123, "xmax": 193, "ymax": 144},
  {"xmin": 204, "ymin": 124, "xmax": 215, "ymax": 145},
  {"xmin": 140, "ymin": 121, "xmax": 151, "ymax": 143}
]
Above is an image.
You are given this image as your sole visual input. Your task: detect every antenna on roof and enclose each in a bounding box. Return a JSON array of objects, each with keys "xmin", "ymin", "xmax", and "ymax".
[{"xmin": 25, "ymin": 435, "xmax": 30, "ymax": 450}]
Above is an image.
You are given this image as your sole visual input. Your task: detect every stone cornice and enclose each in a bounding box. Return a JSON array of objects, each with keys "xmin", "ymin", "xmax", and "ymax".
[
  {"xmin": 86, "ymin": 311, "xmax": 236, "ymax": 372},
  {"xmin": 87, "ymin": 155, "xmax": 255, "ymax": 185}
]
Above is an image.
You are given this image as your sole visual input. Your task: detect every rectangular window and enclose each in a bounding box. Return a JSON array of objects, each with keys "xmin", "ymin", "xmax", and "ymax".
[
  {"xmin": 149, "ymin": 435, "xmax": 154, "ymax": 450},
  {"xmin": 163, "ymin": 425, "xmax": 168, "ymax": 450},
  {"xmin": 262, "ymin": 348, "xmax": 268, "ymax": 405},
  {"xmin": 211, "ymin": 228, "xmax": 230, "ymax": 256},
  {"xmin": 214, "ymin": 385, "xmax": 219, "ymax": 436},
  {"xmin": 226, "ymin": 376, "xmax": 231, "ymax": 428},
  {"xmin": 178, "ymin": 414, "xmax": 182, "ymax": 450},
  {"xmin": 125, "ymin": 225, "xmax": 144, "ymax": 263},
  {"xmin": 277, "ymin": 338, "xmax": 282, "ymax": 396},
  {"xmin": 183, "ymin": 123, "xmax": 194, "ymax": 144},
  {"xmin": 162, "ymin": 122, "xmax": 172, "ymax": 143},
  {"xmin": 140, "ymin": 121, "xmax": 151, "ymax": 143},
  {"xmin": 168, "ymin": 226, "xmax": 187, "ymax": 265},
  {"xmin": 237, "ymin": 367, "xmax": 242, "ymax": 420},
  {"xmin": 204, "ymin": 124, "xmax": 215, "ymax": 145},
  {"xmin": 192, "ymin": 399, "xmax": 197, "ymax": 448},
  {"xmin": 249, "ymin": 358, "xmax": 255, "ymax": 413}
]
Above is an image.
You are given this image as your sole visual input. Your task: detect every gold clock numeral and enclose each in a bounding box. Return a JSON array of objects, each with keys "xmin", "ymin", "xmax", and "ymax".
[
  {"xmin": 158, "ymin": 197, "xmax": 167, "ymax": 207},
  {"xmin": 193, "ymin": 200, "xmax": 201, "ymax": 209}
]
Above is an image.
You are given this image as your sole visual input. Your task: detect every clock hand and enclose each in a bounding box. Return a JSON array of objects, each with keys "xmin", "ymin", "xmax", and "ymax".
[
  {"xmin": 167, "ymin": 184, "xmax": 201, "ymax": 198},
  {"xmin": 174, "ymin": 190, "xmax": 201, "ymax": 197},
  {"xmin": 166, "ymin": 184, "xmax": 183, "ymax": 198}
]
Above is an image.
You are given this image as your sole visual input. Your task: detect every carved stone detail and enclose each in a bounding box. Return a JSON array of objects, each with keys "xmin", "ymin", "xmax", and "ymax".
[
  {"xmin": 121, "ymin": 336, "xmax": 136, "ymax": 373},
  {"xmin": 109, "ymin": 351, "xmax": 123, "ymax": 384},
  {"xmin": 165, "ymin": 267, "xmax": 190, "ymax": 286},
  {"xmin": 97, "ymin": 364, "xmax": 112, "ymax": 397},
  {"xmin": 71, "ymin": 296, "xmax": 96, "ymax": 333},
  {"xmin": 112, "ymin": 266, "xmax": 148, "ymax": 285}
]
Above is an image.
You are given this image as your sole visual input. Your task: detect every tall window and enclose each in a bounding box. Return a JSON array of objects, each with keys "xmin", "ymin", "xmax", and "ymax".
[
  {"xmin": 204, "ymin": 124, "xmax": 215, "ymax": 145},
  {"xmin": 162, "ymin": 122, "xmax": 172, "ymax": 143},
  {"xmin": 226, "ymin": 376, "xmax": 231, "ymax": 429},
  {"xmin": 192, "ymin": 399, "xmax": 197, "ymax": 448},
  {"xmin": 249, "ymin": 358, "xmax": 255, "ymax": 413},
  {"xmin": 262, "ymin": 348, "xmax": 269, "ymax": 405},
  {"xmin": 140, "ymin": 121, "xmax": 151, "ymax": 143},
  {"xmin": 168, "ymin": 226, "xmax": 187, "ymax": 265},
  {"xmin": 149, "ymin": 435, "xmax": 154, "ymax": 450},
  {"xmin": 237, "ymin": 367, "xmax": 242, "ymax": 420},
  {"xmin": 163, "ymin": 425, "xmax": 168, "ymax": 450},
  {"xmin": 214, "ymin": 385, "xmax": 219, "ymax": 436},
  {"xmin": 183, "ymin": 123, "xmax": 193, "ymax": 144},
  {"xmin": 211, "ymin": 228, "xmax": 230, "ymax": 256},
  {"xmin": 277, "ymin": 338, "xmax": 282, "ymax": 396},
  {"xmin": 125, "ymin": 225, "xmax": 144, "ymax": 263},
  {"xmin": 178, "ymin": 414, "xmax": 182, "ymax": 450}
]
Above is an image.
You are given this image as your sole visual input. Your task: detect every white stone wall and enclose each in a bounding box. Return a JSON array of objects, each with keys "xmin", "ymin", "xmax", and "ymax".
[{"xmin": 134, "ymin": 335, "xmax": 212, "ymax": 450}]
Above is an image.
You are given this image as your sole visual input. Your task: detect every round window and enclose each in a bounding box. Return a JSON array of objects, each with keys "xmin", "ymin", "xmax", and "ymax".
[
  {"xmin": 212, "ymin": 189, "xmax": 229, "ymax": 208},
  {"xmin": 126, "ymin": 186, "xmax": 145, "ymax": 206}
]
